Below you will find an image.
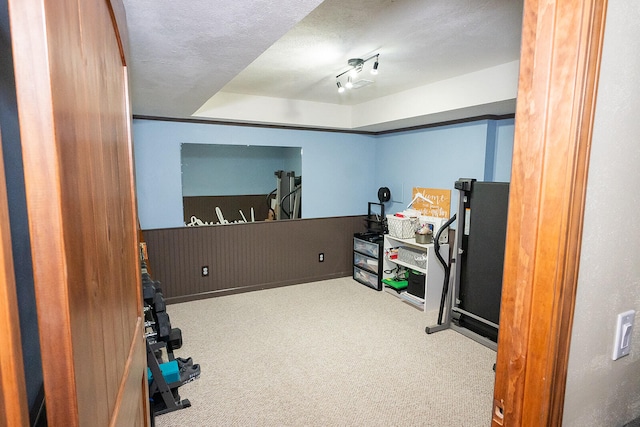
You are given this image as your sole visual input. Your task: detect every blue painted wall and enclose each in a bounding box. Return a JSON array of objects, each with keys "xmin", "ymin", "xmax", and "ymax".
[
  {"xmin": 493, "ymin": 118, "xmax": 515, "ymax": 182},
  {"xmin": 375, "ymin": 120, "xmax": 505, "ymax": 218},
  {"xmin": 133, "ymin": 118, "xmax": 514, "ymax": 230},
  {"xmin": 133, "ymin": 119, "xmax": 377, "ymax": 229}
]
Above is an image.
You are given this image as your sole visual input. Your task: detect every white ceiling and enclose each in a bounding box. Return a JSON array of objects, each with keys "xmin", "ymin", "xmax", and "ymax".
[{"xmin": 123, "ymin": 0, "xmax": 524, "ymax": 132}]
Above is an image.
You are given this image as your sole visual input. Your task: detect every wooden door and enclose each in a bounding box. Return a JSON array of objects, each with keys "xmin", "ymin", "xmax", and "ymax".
[
  {"xmin": 8, "ymin": 0, "xmax": 147, "ymax": 425},
  {"xmin": 0, "ymin": 125, "xmax": 30, "ymax": 427}
]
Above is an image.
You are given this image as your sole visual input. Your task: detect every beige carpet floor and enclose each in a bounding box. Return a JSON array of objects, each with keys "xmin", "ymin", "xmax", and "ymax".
[{"xmin": 154, "ymin": 277, "xmax": 496, "ymax": 426}]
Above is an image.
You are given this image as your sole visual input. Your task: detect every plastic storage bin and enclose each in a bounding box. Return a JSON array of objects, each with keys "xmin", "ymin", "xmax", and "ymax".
[
  {"xmin": 353, "ymin": 266, "xmax": 379, "ymax": 290},
  {"xmin": 353, "ymin": 236, "xmax": 380, "ymax": 258},
  {"xmin": 406, "ymin": 270, "xmax": 426, "ymax": 298},
  {"xmin": 353, "ymin": 252, "xmax": 378, "ymax": 274}
]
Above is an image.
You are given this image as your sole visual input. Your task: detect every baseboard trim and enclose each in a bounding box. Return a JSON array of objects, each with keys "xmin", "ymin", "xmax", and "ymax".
[{"xmin": 165, "ymin": 273, "xmax": 350, "ymax": 304}]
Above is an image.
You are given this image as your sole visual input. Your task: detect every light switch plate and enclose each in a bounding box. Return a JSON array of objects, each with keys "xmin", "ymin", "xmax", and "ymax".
[{"xmin": 612, "ymin": 310, "xmax": 635, "ymax": 360}]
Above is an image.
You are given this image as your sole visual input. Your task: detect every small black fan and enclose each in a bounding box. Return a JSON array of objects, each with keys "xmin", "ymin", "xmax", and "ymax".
[{"xmin": 378, "ymin": 187, "xmax": 391, "ymax": 203}]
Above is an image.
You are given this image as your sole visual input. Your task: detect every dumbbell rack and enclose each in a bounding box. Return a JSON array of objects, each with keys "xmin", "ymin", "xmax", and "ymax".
[
  {"xmin": 142, "ymin": 261, "xmax": 200, "ymax": 417},
  {"xmin": 146, "ymin": 340, "xmax": 191, "ymax": 415}
]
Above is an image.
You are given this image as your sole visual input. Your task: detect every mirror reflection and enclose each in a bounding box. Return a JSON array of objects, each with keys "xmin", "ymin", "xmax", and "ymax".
[{"xmin": 181, "ymin": 143, "xmax": 302, "ymax": 225}]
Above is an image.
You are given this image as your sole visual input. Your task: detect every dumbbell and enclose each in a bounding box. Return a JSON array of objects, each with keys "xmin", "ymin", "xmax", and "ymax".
[
  {"xmin": 143, "ymin": 282, "xmax": 156, "ymax": 303},
  {"xmin": 168, "ymin": 328, "xmax": 182, "ymax": 350},
  {"xmin": 153, "ymin": 292, "xmax": 166, "ymax": 313},
  {"xmin": 156, "ymin": 312, "xmax": 172, "ymax": 339}
]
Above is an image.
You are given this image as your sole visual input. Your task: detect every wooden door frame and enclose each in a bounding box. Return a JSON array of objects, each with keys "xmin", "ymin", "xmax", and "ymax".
[
  {"xmin": 492, "ymin": 0, "xmax": 608, "ymax": 425},
  {"xmin": 2, "ymin": 0, "xmax": 608, "ymax": 424}
]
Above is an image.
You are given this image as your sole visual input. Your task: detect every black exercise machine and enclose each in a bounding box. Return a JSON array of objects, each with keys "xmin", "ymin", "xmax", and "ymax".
[{"xmin": 426, "ymin": 178, "xmax": 510, "ymax": 350}]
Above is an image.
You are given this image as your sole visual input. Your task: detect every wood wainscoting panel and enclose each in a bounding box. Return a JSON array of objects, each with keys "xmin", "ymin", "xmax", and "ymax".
[
  {"xmin": 144, "ymin": 216, "xmax": 367, "ymax": 302},
  {"xmin": 9, "ymin": 0, "xmax": 147, "ymax": 425}
]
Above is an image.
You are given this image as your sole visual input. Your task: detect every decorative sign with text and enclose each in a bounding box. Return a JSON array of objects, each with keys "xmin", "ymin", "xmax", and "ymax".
[{"xmin": 411, "ymin": 187, "xmax": 451, "ymax": 219}]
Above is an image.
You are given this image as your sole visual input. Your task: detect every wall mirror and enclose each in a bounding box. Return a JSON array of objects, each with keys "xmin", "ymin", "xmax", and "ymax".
[{"xmin": 181, "ymin": 143, "xmax": 302, "ymax": 225}]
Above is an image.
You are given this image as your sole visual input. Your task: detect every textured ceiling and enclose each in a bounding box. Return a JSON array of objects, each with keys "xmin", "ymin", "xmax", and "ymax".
[
  {"xmin": 123, "ymin": 0, "xmax": 325, "ymax": 117},
  {"xmin": 123, "ymin": 0, "xmax": 523, "ymax": 127}
]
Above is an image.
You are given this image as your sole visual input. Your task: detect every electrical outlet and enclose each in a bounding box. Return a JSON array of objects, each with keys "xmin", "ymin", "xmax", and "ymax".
[
  {"xmin": 201, "ymin": 266, "xmax": 209, "ymax": 277},
  {"xmin": 319, "ymin": 253, "xmax": 324, "ymax": 262}
]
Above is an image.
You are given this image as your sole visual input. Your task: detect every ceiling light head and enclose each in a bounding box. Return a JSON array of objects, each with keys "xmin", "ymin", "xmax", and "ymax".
[
  {"xmin": 371, "ymin": 60, "xmax": 379, "ymax": 75},
  {"xmin": 337, "ymin": 81, "xmax": 345, "ymax": 93},
  {"xmin": 345, "ymin": 76, "xmax": 353, "ymax": 89}
]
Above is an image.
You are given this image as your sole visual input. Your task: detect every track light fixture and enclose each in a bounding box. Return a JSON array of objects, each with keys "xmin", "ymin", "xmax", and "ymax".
[{"xmin": 335, "ymin": 53, "xmax": 379, "ymax": 93}]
